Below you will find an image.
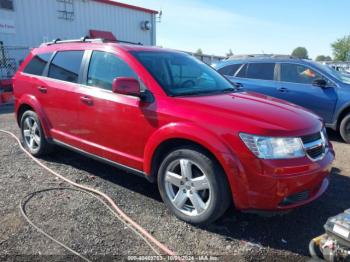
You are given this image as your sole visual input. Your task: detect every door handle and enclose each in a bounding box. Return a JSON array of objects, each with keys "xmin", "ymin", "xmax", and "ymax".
[
  {"xmin": 277, "ymin": 87, "xmax": 289, "ymax": 92},
  {"xmin": 80, "ymin": 96, "xmax": 93, "ymax": 105},
  {"xmin": 37, "ymin": 86, "xmax": 47, "ymax": 93}
]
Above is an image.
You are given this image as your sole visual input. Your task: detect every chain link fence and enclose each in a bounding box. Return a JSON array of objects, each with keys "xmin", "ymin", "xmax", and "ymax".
[
  {"xmin": 0, "ymin": 44, "xmax": 30, "ymax": 104},
  {"xmin": 0, "ymin": 44, "xmax": 30, "ymax": 79}
]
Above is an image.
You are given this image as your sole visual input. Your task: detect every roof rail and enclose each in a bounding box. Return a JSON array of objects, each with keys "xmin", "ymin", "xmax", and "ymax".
[
  {"xmin": 227, "ymin": 54, "xmax": 298, "ymax": 60},
  {"xmin": 117, "ymin": 39, "xmax": 143, "ymax": 45},
  {"xmin": 42, "ymin": 37, "xmax": 143, "ymax": 46}
]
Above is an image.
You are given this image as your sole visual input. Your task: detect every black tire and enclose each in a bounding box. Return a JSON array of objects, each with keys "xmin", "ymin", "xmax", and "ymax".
[
  {"xmin": 340, "ymin": 113, "xmax": 350, "ymax": 143},
  {"xmin": 20, "ymin": 110, "xmax": 54, "ymax": 156},
  {"xmin": 157, "ymin": 146, "xmax": 231, "ymax": 225}
]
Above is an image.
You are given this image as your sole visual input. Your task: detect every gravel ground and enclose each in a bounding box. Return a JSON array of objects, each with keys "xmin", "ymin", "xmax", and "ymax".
[{"xmin": 0, "ymin": 104, "xmax": 350, "ymax": 261}]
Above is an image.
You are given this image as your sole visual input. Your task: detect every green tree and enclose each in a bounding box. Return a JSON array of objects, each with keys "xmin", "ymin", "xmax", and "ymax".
[
  {"xmin": 226, "ymin": 49, "xmax": 234, "ymax": 58},
  {"xmin": 315, "ymin": 55, "xmax": 332, "ymax": 62},
  {"xmin": 331, "ymin": 35, "xmax": 350, "ymax": 61},
  {"xmin": 195, "ymin": 48, "xmax": 203, "ymax": 56},
  {"xmin": 291, "ymin": 47, "xmax": 309, "ymax": 59}
]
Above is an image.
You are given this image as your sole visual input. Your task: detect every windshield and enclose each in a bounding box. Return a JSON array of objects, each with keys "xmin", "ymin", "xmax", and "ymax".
[
  {"xmin": 310, "ymin": 61, "xmax": 350, "ymax": 84},
  {"xmin": 130, "ymin": 51, "xmax": 235, "ymax": 96}
]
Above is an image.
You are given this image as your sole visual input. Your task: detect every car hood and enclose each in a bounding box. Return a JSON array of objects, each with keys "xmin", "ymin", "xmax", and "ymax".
[{"xmin": 178, "ymin": 91, "xmax": 322, "ymax": 136}]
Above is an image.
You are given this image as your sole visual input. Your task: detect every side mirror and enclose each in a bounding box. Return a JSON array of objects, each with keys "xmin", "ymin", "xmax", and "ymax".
[
  {"xmin": 312, "ymin": 79, "xmax": 327, "ymax": 88},
  {"xmin": 112, "ymin": 77, "xmax": 141, "ymax": 97}
]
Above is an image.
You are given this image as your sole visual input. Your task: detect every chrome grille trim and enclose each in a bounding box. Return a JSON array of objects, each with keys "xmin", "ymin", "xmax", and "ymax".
[{"xmin": 301, "ymin": 130, "xmax": 328, "ymax": 161}]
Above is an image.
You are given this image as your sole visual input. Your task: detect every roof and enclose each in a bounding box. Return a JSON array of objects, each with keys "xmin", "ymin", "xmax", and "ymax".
[
  {"xmin": 213, "ymin": 55, "xmax": 311, "ymax": 68},
  {"xmin": 93, "ymin": 0, "xmax": 158, "ymax": 14},
  {"xmin": 227, "ymin": 54, "xmax": 297, "ymax": 60},
  {"xmin": 38, "ymin": 38, "xmax": 174, "ymax": 53}
]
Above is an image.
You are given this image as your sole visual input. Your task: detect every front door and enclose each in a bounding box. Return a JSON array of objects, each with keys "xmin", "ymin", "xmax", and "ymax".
[
  {"xmin": 277, "ymin": 63, "xmax": 337, "ymax": 122},
  {"xmin": 76, "ymin": 50, "xmax": 149, "ymax": 170}
]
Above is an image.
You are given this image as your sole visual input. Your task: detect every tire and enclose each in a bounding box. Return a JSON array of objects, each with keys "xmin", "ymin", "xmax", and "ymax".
[
  {"xmin": 157, "ymin": 146, "xmax": 231, "ymax": 225},
  {"xmin": 20, "ymin": 110, "xmax": 54, "ymax": 156},
  {"xmin": 340, "ymin": 113, "xmax": 350, "ymax": 143}
]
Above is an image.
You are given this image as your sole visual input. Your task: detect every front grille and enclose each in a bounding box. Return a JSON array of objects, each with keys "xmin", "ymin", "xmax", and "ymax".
[
  {"xmin": 301, "ymin": 133, "xmax": 321, "ymax": 144},
  {"xmin": 301, "ymin": 131, "xmax": 326, "ymax": 161},
  {"xmin": 307, "ymin": 145, "xmax": 324, "ymax": 159}
]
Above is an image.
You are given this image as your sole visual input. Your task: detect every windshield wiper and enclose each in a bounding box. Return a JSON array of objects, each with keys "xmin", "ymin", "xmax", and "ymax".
[
  {"xmin": 173, "ymin": 88, "xmax": 236, "ymax": 97},
  {"xmin": 172, "ymin": 90, "xmax": 215, "ymax": 96},
  {"xmin": 221, "ymin": 87, "xmax": 236, "ymax": 93}
]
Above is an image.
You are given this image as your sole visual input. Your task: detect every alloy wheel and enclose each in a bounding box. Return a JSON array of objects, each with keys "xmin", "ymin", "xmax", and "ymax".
[
  {"xmin": 164, "ymin": 159, "xmax": 211, "ymax": 216},
  {"xmin": 23, "ymin": 116, "xmax": 41, "ymax": 151}
]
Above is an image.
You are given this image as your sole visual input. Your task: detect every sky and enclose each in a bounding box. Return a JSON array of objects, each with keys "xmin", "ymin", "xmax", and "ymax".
[{"xmin": 117, "ymin": 0, "xmax": 349, "ymax": 59}]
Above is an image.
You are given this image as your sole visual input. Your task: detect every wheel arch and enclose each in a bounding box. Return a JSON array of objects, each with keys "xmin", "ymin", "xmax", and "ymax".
[
  {"xmin": 149, "ymin": 138, "xmax": 224, "ymax": 180},
  {"xmin": 16, "ymin": 95, "xmax": 51, "ymax": 138},
  {"xmin": 143, "ymin": 123, "xmax": 245, "ymax": 203},
  {"xmin": 17, "ymin": 104, "xmax": 33, "ymax": 126},
  {"xmin": 144, "ymin": 123, "xmax": 234, "ymax": 175},
  {"xmin": 337, "ymin": 104, "xmax": 350, "ymax": 130}
]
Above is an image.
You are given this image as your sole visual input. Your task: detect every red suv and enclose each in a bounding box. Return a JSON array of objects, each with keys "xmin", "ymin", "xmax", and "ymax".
[{"xmin": 13, "ymin": 39, "xmax": 335, "ymax": 224}]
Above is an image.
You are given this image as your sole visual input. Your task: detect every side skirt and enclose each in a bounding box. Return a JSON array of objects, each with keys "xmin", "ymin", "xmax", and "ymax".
[{"xmin": 52, "ymin": 139, "xmax": 154, "ymax": 183}]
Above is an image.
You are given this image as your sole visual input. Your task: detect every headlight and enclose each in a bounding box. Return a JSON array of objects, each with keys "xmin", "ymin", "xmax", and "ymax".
[{"xmin": 239, "ymin": 133, "xmax": 305, "ymax": 159}]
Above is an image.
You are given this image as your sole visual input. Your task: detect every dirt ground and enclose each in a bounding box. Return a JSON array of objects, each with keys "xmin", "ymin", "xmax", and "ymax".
[{"xmin": 0, "ymin": 104, "xmax": 349, "ymax": 261}]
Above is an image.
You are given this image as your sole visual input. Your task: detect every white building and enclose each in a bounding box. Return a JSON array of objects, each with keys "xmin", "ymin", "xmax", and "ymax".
[{"xmin": 0, "ymin": 0, "xmax": 158, "ymax": 79}]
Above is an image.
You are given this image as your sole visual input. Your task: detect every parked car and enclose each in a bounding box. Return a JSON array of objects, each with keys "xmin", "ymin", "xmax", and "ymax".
[
  {"xmin": 331, "ymin": 65, "xmax": 350, "ymax": 75},
  {"xmin": 13, "ymin": 40, "xmax": 334, "ymax": 224},
  {"xmin": 213, "ymin": 55, "xmax": 350, "ymax": 143},
  {"xmin": 0, "ymin": 79, "xmax": 14, "ymax": 105}
]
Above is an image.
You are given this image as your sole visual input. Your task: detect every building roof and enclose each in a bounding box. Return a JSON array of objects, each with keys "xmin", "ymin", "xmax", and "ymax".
[{"xmin": 93, "ymin": 0, "xmax": 158, "ymax": 14}]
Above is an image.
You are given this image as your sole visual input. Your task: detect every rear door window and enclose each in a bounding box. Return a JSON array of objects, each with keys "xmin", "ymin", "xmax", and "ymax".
[
  {"xmin": 48, "ymin": 51, "xmax": 84, "ymax": 83},
  {"xmin": 246, "ymin": 63, "xmax": 276, "ymax": 80},
  {"xmin": 23, "ymin": 53, "xmax": 53, "ymax": 76},
  {"xmin": 280, "ymin": 63, "xmax": 323, "ymax": 84},
  {"xmin": 218, "ymin": 64, "xmax": 242, "ymax": 76},
  {"xmin": 87, "ymin": 51, "xmax": 137, "ymax": 91},
  {"xmin": 236, "ymin": 64, "xmax": 248, "ymax": 78}
]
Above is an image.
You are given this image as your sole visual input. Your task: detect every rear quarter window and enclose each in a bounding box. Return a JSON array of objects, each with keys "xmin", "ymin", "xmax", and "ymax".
[{"xmin": 23, "ymin": 53, "xmax": 53, "ymax": 76}]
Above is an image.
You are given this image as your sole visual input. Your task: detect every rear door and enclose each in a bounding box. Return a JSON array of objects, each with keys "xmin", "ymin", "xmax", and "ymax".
[
  {"xmin": 276, "ymin": 62, "xmax": 337, "ymax": 122},
  {"xmin": 233, "ymin": 62, "xmax": 281, "ymax": 97},
  {"xmin": 41, "ymin": 50, "xmax": 85, "ymax": 146},
  {"xmin": 20, "ymin": 52, "xmax": 53, "ymax": 107}
]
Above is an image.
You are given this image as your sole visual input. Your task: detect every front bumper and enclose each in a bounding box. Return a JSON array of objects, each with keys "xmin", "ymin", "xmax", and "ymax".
[{"xmin": 225, "ymin": 145, "xmax": 335, "ymax": 211}]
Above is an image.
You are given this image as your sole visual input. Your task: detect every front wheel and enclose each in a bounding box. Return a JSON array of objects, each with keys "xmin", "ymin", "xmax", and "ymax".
[
  {"xmin": 157, "ymin": 147, "xmax": 231, "ymax": 225},
  {"xmin": 340, "ymin": 113, "xmax": 350, "ymax": 143}
]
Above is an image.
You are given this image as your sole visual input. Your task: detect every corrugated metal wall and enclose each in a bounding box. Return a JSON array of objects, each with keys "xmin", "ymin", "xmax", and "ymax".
[{"xmin": 0, "ymin": 0, "xmax": 156, "ymax": 48}]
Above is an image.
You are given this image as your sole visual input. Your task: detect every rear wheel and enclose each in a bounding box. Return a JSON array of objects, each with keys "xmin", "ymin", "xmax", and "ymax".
[
  {"xmin": 340, "ymin": 113, "xmax": 350, "ymax": 143},
  {"xmin": 20, "ymin": 111, "xmax": 53, "ymax": 156},
  {"xmin": 157, "ymin": 147, "xmax": 231, "ymax": 225}
]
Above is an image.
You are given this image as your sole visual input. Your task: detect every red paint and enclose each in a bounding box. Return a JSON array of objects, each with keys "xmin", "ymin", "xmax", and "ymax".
[
  {"xmin": 12, "ymin": 42, "xmax": 335, "ymax": 211},
  {"xmin": 93, "ymin": 0, "xmax": 158, "ymax": 14},
  {"xmin": 112, "ymin": 77, "xmax": 140, "ymax": 96},
  {"xmin": 89, "ymin": 30, "xmax": 117, "ymax": 42}
]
